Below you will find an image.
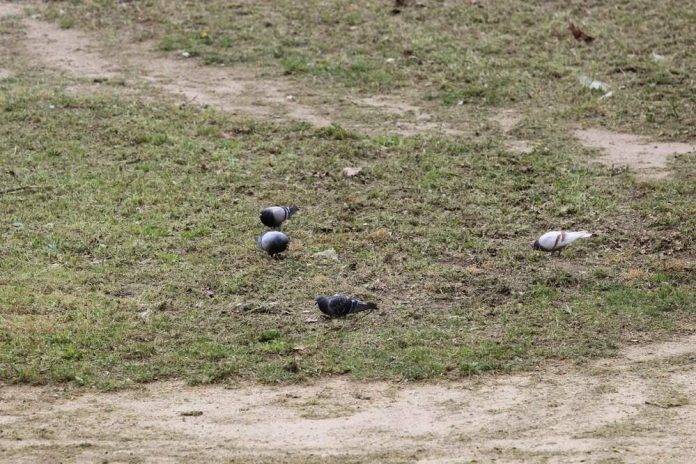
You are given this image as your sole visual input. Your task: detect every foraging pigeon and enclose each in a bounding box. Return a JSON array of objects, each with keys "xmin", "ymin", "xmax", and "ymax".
[
  {"xmin": 258, "ymin": 231, "xmax": 290, "ymax": 256},
  {"xmin": 315, "ymin": 294, "xmax": 377, "ymax": 318},
  {"xmin": 532, "ymin": 230, "xmax": 593, "ymax": 252},
  {"xmin": 260, "ymin": 206, "xmax": 299, "ymax": 228}
]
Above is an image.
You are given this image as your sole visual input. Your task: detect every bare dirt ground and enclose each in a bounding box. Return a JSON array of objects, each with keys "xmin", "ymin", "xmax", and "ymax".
[
  {"xmin": 491, "ymin": 109, "xmax": 533, "ymax": 154},
  {"xmin": 574, "ymin": 128, "xmax": 695, "ymax": 181},
  {"xmin": 1, "ymin": 334, "xmax": 694, "ymax": 463}
]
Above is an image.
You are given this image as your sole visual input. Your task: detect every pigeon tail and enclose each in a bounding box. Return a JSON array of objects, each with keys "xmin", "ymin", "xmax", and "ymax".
[
  {"xmin": 351, "ymin": 300, "xmax": 377, "ymax": 314},
  {"xmin": 567, "ymin": 230, "xmax": 593, "ymax": 240},
  {"xmin": 285, "ymin": 206, "xmax": 299, "ymax": 218}
]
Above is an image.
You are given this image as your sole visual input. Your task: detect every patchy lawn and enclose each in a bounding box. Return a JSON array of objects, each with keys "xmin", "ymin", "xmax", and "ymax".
[
  {"xmin": 40, "ymin": 0, "xmax": 696, "ymax": 139},
  {"xmin": 0, "ymin": 1, "xmax": 693, "ymax": 389}
]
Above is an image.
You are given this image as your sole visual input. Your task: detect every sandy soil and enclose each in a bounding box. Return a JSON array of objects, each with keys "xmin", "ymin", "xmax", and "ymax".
[
  {"xmin": 491, "ymin": 108, "xmax": 533, "ymax": 154},
  {"xmin": 1, "ymin": 334, "xmax": 694, "ymax": 463},
  {"xmin": 574, "ymin": 128, "xmax": 695, "ymax": 180}
]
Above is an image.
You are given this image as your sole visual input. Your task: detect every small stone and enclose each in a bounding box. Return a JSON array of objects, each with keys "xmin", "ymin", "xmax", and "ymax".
[
  {"xmin": 342, "ymin": 166, "xmax": 362, "ymax": 177},
  {"xmin": 314, "ymin": 248, "xmax": 339, "ymax": 261},
  {"xmin": 651, "ymin": 51, "xmax": 665, "ymax": 62}
]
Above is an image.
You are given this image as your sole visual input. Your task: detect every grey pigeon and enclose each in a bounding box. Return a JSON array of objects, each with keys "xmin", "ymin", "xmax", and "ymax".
[
  {"xmin": 315, "ymin": 294, "xmax": 377, "ymax": 318},
  {"xmin": 260, "ymin": 206, "xmax": 299, "ymax": 228},
  {"xmin": 532, "ymin": 230, "xmax": 593, "ymax": 252},
  {"xmin": 258, "ymin": 231, "xmax": 290, "ymax": 256}
]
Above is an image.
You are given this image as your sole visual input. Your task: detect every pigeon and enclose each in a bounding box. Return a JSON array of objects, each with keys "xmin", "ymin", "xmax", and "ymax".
[
  {"xmin": 260, "ymin": 206, "xmax": 299, "ymax": 228},
  {"xmin": 315, "ymin": 294, "xmax": 377, "ymax": 318},
  {"xmin": 258, "ymin": 231, "xmax": 290, "ymax": 256},
  {"xmin": 532, "ymin": 230, "xmax": 593, "ymax": 252}
]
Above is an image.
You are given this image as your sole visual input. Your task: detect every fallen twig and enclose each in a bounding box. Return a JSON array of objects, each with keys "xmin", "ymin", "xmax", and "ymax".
[
  {"xmin": 568, "ymin": 22, "xmax": 595, "ymax": 43},
  {"xmin": 0, "ymin": 185, "xmax": 51, "ymax": 196},
  {"xmin": 645, "ymin": 400, "xmax": 686, "ymax": 409}
]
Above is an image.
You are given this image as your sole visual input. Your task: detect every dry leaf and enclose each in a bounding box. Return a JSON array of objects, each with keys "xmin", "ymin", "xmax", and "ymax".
[
  {"xmin": 568, "ymin": 22, "xmax": 595, "ymax": 43},
  {"xmin": 624, "ymin": 268, "xmax": 647, "ymax": 280},
  {"xmin": 367, "ymin": 228, "xmax": 391, "ymax": 243}
]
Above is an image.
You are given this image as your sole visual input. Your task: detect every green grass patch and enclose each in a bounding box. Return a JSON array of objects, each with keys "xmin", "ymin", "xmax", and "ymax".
[
  {"xmin": 0, "ymin": 74, "xmax": 693, "ymax": 389},
  {"xmin": 0, "ymin": 3, "xmax": 694, "ymax": 388}
]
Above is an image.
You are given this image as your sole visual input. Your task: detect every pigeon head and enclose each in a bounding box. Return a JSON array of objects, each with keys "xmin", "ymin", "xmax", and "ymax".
[
  {"xmin": 532, "ymin": 239, "xmax": 542, "ymax": 250},
  {"xmin": 266, "ymin": 235, "xmax": 289, "ymax": 254},
  {"xmin": 267, "ymin": 240, "xmax": 287, "ymax": 254},
  {"xmin": 260, "ymin": 209, "xmax": 277, "ymax": 228},
  {"xmin": 315, "ymin": 296, "xmax": 334, "ymax": 315}
]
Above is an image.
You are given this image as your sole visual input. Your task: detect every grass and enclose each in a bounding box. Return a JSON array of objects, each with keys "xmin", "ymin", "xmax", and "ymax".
[
  {"xmin": 39, "ymin": 0, "xmax": 696, "ymax": 139},
  {"xmin": 0, "ymin": 2, "xmax": 694, "ymax": 389}
]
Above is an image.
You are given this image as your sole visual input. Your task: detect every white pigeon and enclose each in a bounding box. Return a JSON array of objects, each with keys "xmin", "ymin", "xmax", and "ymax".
[{"xmin": 532, "ymin": 231, "xmax": 593, "ymax": 252}]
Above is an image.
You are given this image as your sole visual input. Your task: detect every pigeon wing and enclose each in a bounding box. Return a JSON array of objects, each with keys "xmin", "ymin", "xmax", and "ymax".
[
  {"xmin": 538, "ymin": 231, "xmax": 562, "ymax": 251},
  {"xmin": 329, "ymin": 295, "xmax": 353, "ymax": 317}
]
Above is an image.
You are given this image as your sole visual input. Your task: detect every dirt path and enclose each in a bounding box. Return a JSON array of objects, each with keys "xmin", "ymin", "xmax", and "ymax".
[
  {"xmin": 1, "ymin": 334, "xmax": 694, "ymax": 463},
  {"xmin": 1, "ymin": 1, "xmax": 469, "ymax": 137}
]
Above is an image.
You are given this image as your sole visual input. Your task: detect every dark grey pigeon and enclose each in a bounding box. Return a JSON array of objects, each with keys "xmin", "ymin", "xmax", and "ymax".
[
  {"xmin": 257, "ymin": 231, "xmax": 290, "ymax": 256},
  {"xmin": 260, "ymin": 206, "xmax": 299, "ymax": 228},
  {"xmin": 315, "ymin": 294, "xmax": 377, "ymax": 318}
]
